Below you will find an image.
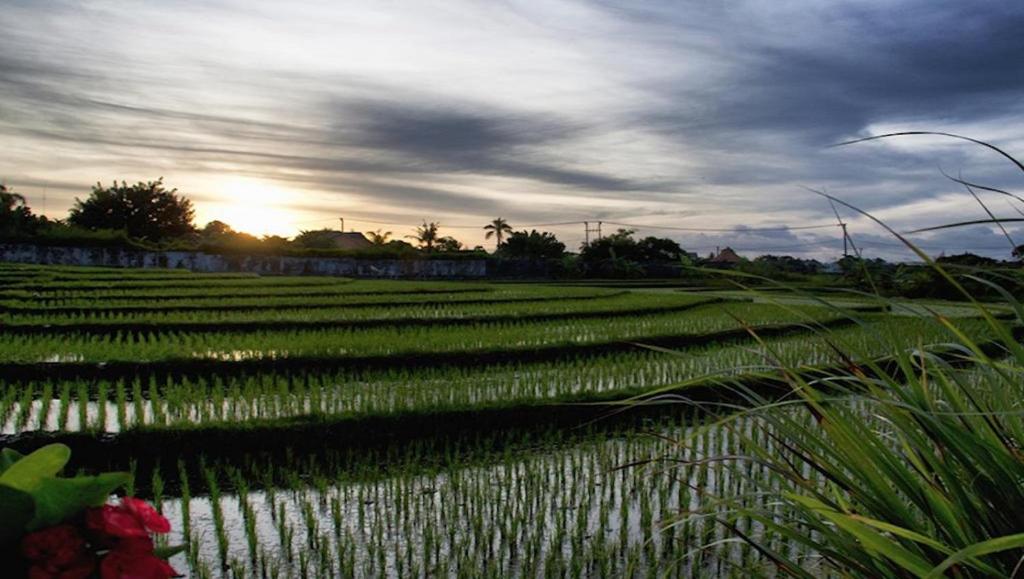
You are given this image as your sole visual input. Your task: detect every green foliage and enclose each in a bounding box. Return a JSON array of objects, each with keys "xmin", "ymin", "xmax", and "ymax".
[
  {"xmin": 293, "ymin": 228, "xmax": 340, "ymax": 250},
  {"xmin": 496, "ymin": 229, "xmax": 566, "ymax": 259},
  {"xmin": 483, "ymin": 218, "xmax": 513, "ymax": 248},
  {"xmin": 578, "ymin": 228, "xmax": 689, "ymax": 277},
  {"xmin": 68, "ymin": 178, "xmax": 196, "ymax": 242},
  {"xmin": 31, "ymin": 222, "xmax": 151, "ymax": 249},
  {"xmin": 738, "ymin": 254, "xmax": 824, "ymax": 279},
  {"xmin": 0, "ymin": 444, "xmax": 129, "ymax": 544},
  {"xmin": 196, "ymin": 220, "xmax": 266, "ymax": 253},
  {"xmin": 366, "ymin": 230, "xmax": 392, "ymax": 245},
  {"xmin": 30, "ymin": 473, "xmax": 131, "ymax": 529},
  {"xmin": 0, "ymin": 184, "xmax": 45, "ymax": 238},
  {"xmin": 837, "ymin": 255, "xmax": 1024, "ymax": 300},
  {"xmin": 690, "ymin": 130, "xmax": 1024, "ymax": 575},
  {"xmin": 705, "ymin": 300, "xmax": 1024, "ymax": 576},
  {"xmin": 435, "ymin": 235, "xmax": 463, "ymax": 252},
  {"xmin": 0, "ymin": 485, "xmax": 34, "ymax": 545},
  {"xmin": 406, "ymin": 222, "xmax": 441, "ymax": 251},
  {"xmin": 1, "ymin": 260, "xmax": 1019, "ymax": 576}
]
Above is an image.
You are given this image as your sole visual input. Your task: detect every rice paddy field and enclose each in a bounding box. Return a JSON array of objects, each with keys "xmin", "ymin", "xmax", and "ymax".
[{"xmin": 0, "ymin": 263, "xmax": 1001, "ymax": 578}]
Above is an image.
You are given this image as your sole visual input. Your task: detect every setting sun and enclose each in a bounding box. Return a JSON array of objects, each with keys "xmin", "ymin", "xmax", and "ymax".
[{"xmin": 200, "ymin": 178, "xmax": 307, "ymax": 237}]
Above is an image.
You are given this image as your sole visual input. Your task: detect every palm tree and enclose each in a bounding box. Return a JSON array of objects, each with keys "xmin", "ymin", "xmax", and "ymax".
[
  {"xmin": 0, "ymin": 184, "xmax": 39, "ymax": 237},
  {"xmin": 406, "ymin": 221, "xmax": 441, "ymax": 251},
  {"xmin": 483, "ymin": 217, "xmax": 512, "ymax": 249},
  {"xmin": 0, "ymin": 184, "xmax": 27, "ymax": 212},
  {"xmin": 367, "ymin": 229, "xmax": 392, "ymax": 245}
]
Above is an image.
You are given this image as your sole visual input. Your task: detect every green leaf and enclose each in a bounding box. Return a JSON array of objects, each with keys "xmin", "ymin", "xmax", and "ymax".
[
  {"xmin": 153, "ymin": 545, "xmax": 187, "ymax": 559},
  {"xmin": 925, "ymin": 533, "xmax": 1024, "ymax": 579},
  {"xmin": 28, "ymin": 472, "xmax": 130, "ymax": 530},
  {"xmin": 786, "ymin": 494, "xmax": 935, "ymax": 576},
  {"xmin": 0, "ymin": 444, "xmax": 71, "ymax": 492},
  {"xmin": 0, "ymin": 483, "xmax": 35, "ymax": 547},
  {"xmin": 0, "ymin": 448, "xmax": 25, "ymax": 475},
  {"xmin": 847, "ymin": 515, "xmax": 951, "ymax": 553}
]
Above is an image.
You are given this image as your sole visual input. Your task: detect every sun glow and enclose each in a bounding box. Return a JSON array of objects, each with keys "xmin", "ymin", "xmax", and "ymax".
[{"xmin": 201, "ymin": 178, "xmax": 309, "ymax": 237}]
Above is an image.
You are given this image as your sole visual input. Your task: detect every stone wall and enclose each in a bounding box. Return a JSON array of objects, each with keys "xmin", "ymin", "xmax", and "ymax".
[{"xmin": 0, "ymin": 244, "xmax": 487, "ymax": 279}]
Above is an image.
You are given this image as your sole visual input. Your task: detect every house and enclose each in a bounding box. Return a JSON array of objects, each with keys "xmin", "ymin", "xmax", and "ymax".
[
  {"xmin": 324, "ymin": 231, "xmax": 374, "ymax": 250},
  {"xmin": 707, "ymin": 246, "xmax": 743, "ymax": 266}
]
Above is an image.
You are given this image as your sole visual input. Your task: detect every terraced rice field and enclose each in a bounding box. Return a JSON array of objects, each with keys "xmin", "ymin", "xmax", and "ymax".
[{"xmin": 0, "ymin": 264, "xmax": 993, "ymax": 577}]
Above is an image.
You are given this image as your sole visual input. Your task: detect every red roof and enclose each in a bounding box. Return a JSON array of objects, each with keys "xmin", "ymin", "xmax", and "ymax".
[{"xmin": 709, "ymin": 247, "xmax": 743, "ymax": 264}]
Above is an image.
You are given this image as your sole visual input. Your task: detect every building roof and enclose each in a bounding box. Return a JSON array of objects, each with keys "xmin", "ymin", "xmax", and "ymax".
[
  {"xmin": 708, "ymin": 247, "xmax": 743, "ymax": 264},
  {"xmin": 324, "ymin": 231, "xmax": 374, "ymax": 250}
]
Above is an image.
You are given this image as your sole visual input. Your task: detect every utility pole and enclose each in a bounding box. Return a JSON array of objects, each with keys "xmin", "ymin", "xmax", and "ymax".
[
  {"xmin": 583, "ymin": 221, "xmax": 602, "ymax": 246},
  {"xmin": 339, "ymin": 217, "xmax": 345, "ymax": 232},
  {"xmin": 827, "ymin": 197, "xmax": 850, "ymax": 259}
]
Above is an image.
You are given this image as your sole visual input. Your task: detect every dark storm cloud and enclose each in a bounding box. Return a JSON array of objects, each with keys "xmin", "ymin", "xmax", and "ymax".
[
  {"xmin": 622, "ymin": 0, "xmax": 1024, "ymax": 210},
  {"xmin": 338, "ymin": 101, "xmax": 648, "ymax": 191},
  {"xmin": 639, "ymin": 2, "xmax": 1024, "ymax": 143}
]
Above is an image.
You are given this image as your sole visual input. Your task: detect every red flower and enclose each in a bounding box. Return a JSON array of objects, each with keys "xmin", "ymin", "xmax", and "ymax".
[
  {"xmin": 87, "ymin": 505, "xmax": 148, "ymax": 539},
  {"xmin": 121, "ymin": 497, "xmax": 171, "ymax": 534},
  {"xmin": 100, "ymin": 545, "xmax": 178, "ymax": 579},
  {"xmin": 87, "ymin": 498, "xmax": 171, "ymax": 539},
  {"xmin": 22, "ymin": 525, "xmax": 96, "ymax": 579},
  {"xmin": 27, "ymin": 559, "xmax": 96, "ymax": 579}
]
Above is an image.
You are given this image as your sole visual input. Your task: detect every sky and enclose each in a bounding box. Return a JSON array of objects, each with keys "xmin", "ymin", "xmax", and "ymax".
[{"xmin": 2, "ymin": 0, "xmax": 1024, "ymax": 260}]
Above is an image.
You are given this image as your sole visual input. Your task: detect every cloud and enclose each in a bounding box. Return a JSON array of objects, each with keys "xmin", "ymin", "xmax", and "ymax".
[
  {"xmin": 1, "ymin": 0, "xmax": 1023, "ymax": 253},
  {"xmin": 335, "ymin": 99, "xmax": 647, "ymax": 190}
]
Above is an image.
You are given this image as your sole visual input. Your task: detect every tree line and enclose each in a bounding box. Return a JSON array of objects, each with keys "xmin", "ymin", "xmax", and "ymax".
[
  {"xmin": 0, "ymin": 180, "xmax": 698, "ymax": 269},
  {"xmin": 4, "ymin": 179, "xmax": 1017, "ymax": 293}
]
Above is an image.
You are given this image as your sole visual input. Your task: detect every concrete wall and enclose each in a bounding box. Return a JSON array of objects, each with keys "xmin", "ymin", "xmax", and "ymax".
[{"xmin": 0, "ymin": 244, "xmax": 487, "ymax": 279}]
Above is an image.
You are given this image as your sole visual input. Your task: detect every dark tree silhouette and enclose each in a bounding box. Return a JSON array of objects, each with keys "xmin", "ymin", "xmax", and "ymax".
[
  {"xmin": 483, "ymin": 217, "xmax": 512, "ymax": 249},
  {"xmin": 294, "ymin": 228, "xmax": 341, "ymax": 249},
  {"xmin": 260, "ymin": 235, "xmax": 291, "ymax": 251},
  {"xmin": 200, "ymin": 220, "xmax": 235, "ymax": 239},
  {"xmin": 0, "ymin": 184, "xmax": 42, "ymax": 237},
  {"xmin": 199, "ymin": 220, "xmax": 261, "ymax": 250},
  {"xmin": 497, "ymin": 230, "xmax": 566, "ymax": 259},
  {"xmin": 407, "ymin": 222, "xmax": 441, "ymax": 251},
  {"xmin": 68, "ymin": 178, "xmax": 195, "ymax": 242},
  {"xmin": 436, "ymin": 235, "xmax": 463, "ymax": 252},
  {"xmin": 580, "ymin": 229, "xmax": 687, "ymax": 263},
  {"xmin": 367, "ymin": 229, "xmax": 392, "ymax": 245},
  {"xmin": 635, "ymin": 236, "xmax": 685, "ymax": 262}
]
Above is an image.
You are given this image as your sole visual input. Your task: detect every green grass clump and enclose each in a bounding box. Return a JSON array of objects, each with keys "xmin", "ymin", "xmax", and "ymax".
[{"xmin": 686, "ymin": 132, "xmax": 1024, "ymax": 577}]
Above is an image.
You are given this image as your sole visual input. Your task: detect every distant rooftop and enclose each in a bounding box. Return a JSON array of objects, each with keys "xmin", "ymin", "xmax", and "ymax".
[
  {"xmin": 323, "ymin": 231, "xmax": 373, "ymax": 250},
  {"xmin": 708, "ymin": 247, "xmax": 743, "ymax": 264}
]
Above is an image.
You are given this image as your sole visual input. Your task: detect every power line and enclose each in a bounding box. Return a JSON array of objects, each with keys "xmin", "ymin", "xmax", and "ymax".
[
  {"xmin": 601, "ymin": 221, "xmax": 838, "ymax": 232},
  {"xmin": 283, "ymin": 215, "xmax": 1018, "ymax": 255},
  {"xmin": 292, "ymin": 216, "xmax": 842, "ymax": 234}
]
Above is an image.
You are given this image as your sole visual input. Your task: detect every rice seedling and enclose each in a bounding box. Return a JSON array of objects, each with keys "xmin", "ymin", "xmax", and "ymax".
[{"xmin": 2, "ymin": 261, "xmax": 1014, "ymax": 577}]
